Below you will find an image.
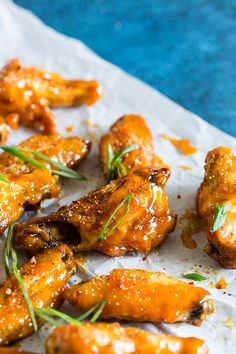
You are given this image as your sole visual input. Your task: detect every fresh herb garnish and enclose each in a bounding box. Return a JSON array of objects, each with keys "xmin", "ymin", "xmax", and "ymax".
[
  {"xmin": 106, "ymin": 144, "xmax": 138, "ymax": 182},
  {"xmin": 183, "ymin": 273, "xmax": 207, "ymax": 281},
  {"xmin": 0, "ymin": 173, "xmax": 9, "ymax": 184},
  {"xmin": 35, "ymin": 300, "xmax": 107, "ymax": 327},
  {"xmin": 0, "ymin": 145, "xmax": 86, "ymax": 181},
  {"xmin": 35, "ymin": 307, "xmax": 81, "ymax": 326},
  {"xmin": 210, "ymin": 202, "xmax": 228, "ymax": 232},
  {"xmin": 98, "ymin": 193, "xmax": 132, "ymax": 241},
  {"xmin": 4, "ymin": 223, "xmax": 14, "ymax": 276},
  {"xmin": 77, "ymin": 300, "xmax": 107, "ymax": 322},
  {"xmin": 4, "ymin": 224, "xmax": 38, "ymax": 331}
]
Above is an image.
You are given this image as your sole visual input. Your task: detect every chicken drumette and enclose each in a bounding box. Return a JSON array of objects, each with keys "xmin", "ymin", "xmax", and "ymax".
[
  {"xmin": 0, "ymin": 59, "xmax": 101, "ymax": 136},
  {"xmin": 0, "ymin": 134, "xmax": 91, "ymax": 233},
  {"xmin": 65, "ymin": 268, "xmax": 215, "ymax": 326},
  {"xmin": 0, "ymin": 245, "xmax": 76, "ymax": 345},
  {"xmin": 100, "ymin": 115, "xmax": 157, "ymax": 180},
  {"xmin": 197, "ymin": 147, "xmax": 236, "ymax": 268},
  {"xmin": 46, "ymin": 323, "xmax": 208, "ymax": 354},
  {"xmin": 14, "ymin": 168, "xmax": 176, "ymax": 256}
]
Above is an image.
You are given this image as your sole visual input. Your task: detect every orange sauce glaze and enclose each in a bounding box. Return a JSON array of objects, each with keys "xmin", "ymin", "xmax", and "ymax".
[
  {"xmin": 161, "ymin": 134, "xmax": 198, "ymax": 155},
  {"xmin": 178, "ymin": 165, "xmax": 193, "ymax": 170},
  {"xmin": 178, "ymin": 210, "xmax": 205, "ymax": 249},
  {"xmin": 46, "ymin": 323, "xmax": 208, "ymax": 354}
]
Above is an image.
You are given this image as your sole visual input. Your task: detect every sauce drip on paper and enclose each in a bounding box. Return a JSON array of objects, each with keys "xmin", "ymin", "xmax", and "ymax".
[
  {"xmin": 161, "ymin": 134, "xmax": 198, "ymax": 155},
  {"xmin": 178, "ymin": 210, "xmax": 205, "ymax": 249},
  {"xmin": 178, "ymin": 165, "xmax": 192, "ymax": 171}
]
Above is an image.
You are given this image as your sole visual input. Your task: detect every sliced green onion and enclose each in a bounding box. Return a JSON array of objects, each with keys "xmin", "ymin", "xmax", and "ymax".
[
  {"xmin": 90, "ymin": 300, "xmax": 107, "ymax": 323},
  {"xmin": 20, "ymin": 148, "xmax": 86, "ymax": 181},
  {"xmin": 77, "ymin": 300, "xmax": 107, "ymax": 322},
  {"xmin": 210, "ymin": 202, "xmax": 228, "ymax": 232},
  {"xmin": 35, "ymin": 307, "xmax": 81, "ymax": 326},
  {"xmin": 98, "ymin": 193, "xmax": 132, "ymax": 241},
  {"xmin": 35, "ymin": 300, "xmax": 106, "ymax": 327},
  {"xmin": 3, "ymin": 223, "xmax": 38, "ymax": 331},
  {"xmin": 4, "ymin": 223, "xmax": 14, "ymax": 276},
  {"xmin": 0, "ymin": 145, "xmax": 45, "ymax": 169},
  {"xmin": 12, "ymin": 255, "xmax": 38, "ymax": 331},
  {"xmin": 0, "ymin": 173, "xmax": 9, "ymax": 184},
  {"xmin": 106, "ymin": 144, "xmax": 138, "ymax": 182},
  {"xmin": 183, "ymin": 273, "xmax": 207, "ymax": 281},
  {"xmin": 0, "ymin": 145, "xmax": 86, "ymax": 181}
]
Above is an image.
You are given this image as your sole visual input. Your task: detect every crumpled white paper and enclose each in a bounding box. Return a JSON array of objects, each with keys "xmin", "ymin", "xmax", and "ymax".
[{"xmin": 0, "ymin": 1, "xmax": 236, "ymax": 353}]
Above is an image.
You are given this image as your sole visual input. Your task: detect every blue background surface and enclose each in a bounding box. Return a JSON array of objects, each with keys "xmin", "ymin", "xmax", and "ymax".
[{"xmin": 14, "ymin": 0, "xmax": 236, "ymax": 137}]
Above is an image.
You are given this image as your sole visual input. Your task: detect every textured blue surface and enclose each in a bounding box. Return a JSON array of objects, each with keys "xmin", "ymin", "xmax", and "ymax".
[{"xmin": 14, "ymin": 0, "xmax": 236, "ymax": 137}]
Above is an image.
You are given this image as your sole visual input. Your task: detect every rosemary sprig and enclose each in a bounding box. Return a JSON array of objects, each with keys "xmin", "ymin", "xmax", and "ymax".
[
  {"xmin": 4, "ymin": 224, "xmax": 38, "ymax": 331},
  {"xmin": 106, "ymin": 144, "xmax": 138, "ymax": 182},
  {"xmin": 210, "ymin": 202, "xmax": 228, "ymax": 232},
  {"xmin": 0, "ymin": 172, "xmax": 9, "ymax": 184},
  {"xmin": 98, "ymin": 193, "xmax": 132, "ymax": 241},
  {"xmin": 183, "ymin": 273, "xmax": 207, "ymax": 281},
  {"xmin": 0, "ymin": 145, "xmax": 86, "ymax": 181}
]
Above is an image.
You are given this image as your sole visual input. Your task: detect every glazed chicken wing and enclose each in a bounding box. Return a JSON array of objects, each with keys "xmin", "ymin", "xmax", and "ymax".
[
  {"xmin": 0, "ymin": 134, "xmax": 91, "ymax": 233},
  {"xmin": 46, "ymin": 323, "xmax": 208, "ymax": 354},
  {"xmin": 65, "ymin": 268, "xmax": 215, "ymax": 326},
  {"xmin": 100, "ymin": 115, "xmax": 156, "ymax": 179},
  {"xmin": 0, "ymin": 244, "xmax": 76, "ymax": 345},
  {"xmin": 0, "ymin": 59, "xmax": 101, "ymax": 135},
  {"xmin": 14, "ymin": 168, "xmax": 176, "ymax": 256},
  {"xmin": 197, "ymin": 147, "xmax": 236, "ymax": 268}
]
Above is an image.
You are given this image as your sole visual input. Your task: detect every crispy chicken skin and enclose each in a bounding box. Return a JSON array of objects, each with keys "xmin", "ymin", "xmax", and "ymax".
[
  {"xmin": 65, "ymin": 269, "xmax": 215, "ymax": 326},
  {"xmin": 46, "ymin": 323, "xmax": 208, "ymax": 354},
  {"xmin": 100, "ymin": 115, "xmax": 156, "ymax": 179},
  {"xmin": 0, "ymin": 134, "xmax": 91, "ymax": 233},
  {"xmin": 0, "ymin": 244, "xmax": 76, "ymax": 345},
  {"xmin": 14, "ymin": 168, "xmax": 176, "ymax": 256},
  {"xmin": 0, "ymin": 59, "xmax": 101, "ymax": 134},
  {"xmin": 197, "ymin": 147, "xmax": 236, "ymax": 268}
]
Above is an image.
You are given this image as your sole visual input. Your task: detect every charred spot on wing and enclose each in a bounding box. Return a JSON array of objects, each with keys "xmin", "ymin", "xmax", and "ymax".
[{"xmin": 190, "ymin": 304, "xmax": 204, "ymax": 325}]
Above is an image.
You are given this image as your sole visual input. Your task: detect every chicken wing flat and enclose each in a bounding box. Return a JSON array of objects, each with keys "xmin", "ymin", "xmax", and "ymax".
[
  {"xmin": 14, "ymin": 168, "xmax": 176, "ymax": 256},
  {"xmin": 100, "ymin": 115, "xmax": 156, "ymax": 179},
  {"xmin": 0, "ymin": 134, "xmax": 91, "ymax": 233},
  {"xmin": 197, "ymin": 147, "xmax": 236, "ymax": 268},
  {"xmin": 0, "ymin": 244, "xmax": 76, "ymax": 345},
  {"xmin": 46, "ymin": 323, "xmax": 208, "ymax": 354},
  {"xmin": 65, "ymin": 268, "xmax": 215, "ymax": 326},
  {"xmin": 0, "ymin": 59, "xmax": 101, "ymax": 134}
]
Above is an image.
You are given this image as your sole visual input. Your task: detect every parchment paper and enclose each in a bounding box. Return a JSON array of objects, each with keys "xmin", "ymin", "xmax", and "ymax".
[{"xmin": 0, "ymin": 1, "xmax": 236, "ymax": 352}]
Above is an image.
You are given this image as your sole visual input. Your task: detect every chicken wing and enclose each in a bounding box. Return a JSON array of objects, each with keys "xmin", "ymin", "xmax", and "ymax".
[
  {"xmin": 0, "ymin": 59, "xmax": 101, "ymax": 134},
  {"xmin": 46, "ymin": 323, "xmax": 208, "ymax": 354},
  {"xmin": 0, "ymin": 244, "xmax": 76, "ymax": 345},
  {"xmin": 197, "ymin": 147, "xmax": 236, "ymax": 268},
  {"xmin": 65, "ymin": 268, "xmax": 215, "ymax": 326},
  {"xmin": 0, "ymin": 134, "xmax": 91, "ymax": 233},
  {"xmin": 14, "ymin": 168, "xmax": 176, "ymax": 256},
  {"xmin": 100, "ymin": 115, "xmax": 156, "ymax": 179}
]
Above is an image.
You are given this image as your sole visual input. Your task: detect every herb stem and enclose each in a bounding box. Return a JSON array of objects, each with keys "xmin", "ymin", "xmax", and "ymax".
[{"xmin": 98, "ymin": 193, "xmax": 132, "ymax": 241}]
